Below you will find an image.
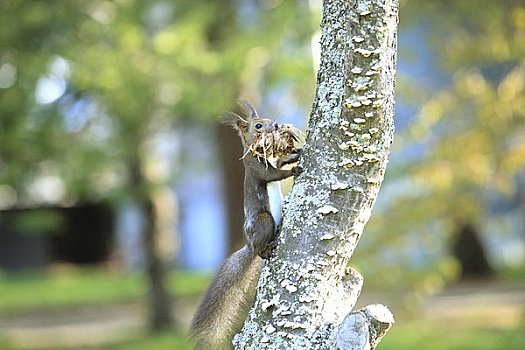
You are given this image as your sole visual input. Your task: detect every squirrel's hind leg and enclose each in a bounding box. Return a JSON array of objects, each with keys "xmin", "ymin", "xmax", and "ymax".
[{"xmin": 245, "ymin": 211, "xmax": 276, "ymax": 259}]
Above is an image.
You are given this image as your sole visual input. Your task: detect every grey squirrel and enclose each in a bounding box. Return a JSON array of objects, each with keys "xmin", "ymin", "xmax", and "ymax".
[{"xmin": 189, "ymin": 100, "xmax": 302, "ymax": 350}]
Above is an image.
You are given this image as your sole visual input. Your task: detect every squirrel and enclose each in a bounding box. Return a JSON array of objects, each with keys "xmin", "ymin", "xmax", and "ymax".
[{"xmin": 189, "ymin": 100, "xmax": 303, "ymax": 350}]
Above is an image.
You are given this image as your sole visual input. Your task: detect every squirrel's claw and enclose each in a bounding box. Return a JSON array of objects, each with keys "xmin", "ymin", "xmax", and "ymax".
[
  {"xmin": 259, "ymin": 240, "xmax": 277, "ymax": 260},
  {"xmin": 292, "ymin": 165, "xmax": 304, "ymax": 176}
]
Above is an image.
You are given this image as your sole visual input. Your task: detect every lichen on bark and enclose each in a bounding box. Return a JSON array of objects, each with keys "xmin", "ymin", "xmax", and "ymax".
[{"xmin": 233, "ymin": 0, "xmax": 398, "ymax": 349}]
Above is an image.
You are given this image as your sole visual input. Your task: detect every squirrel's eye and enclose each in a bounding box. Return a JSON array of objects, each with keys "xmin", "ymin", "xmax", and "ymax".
[{"xmin": 255, "ymin": 123, "xmax": 263, "ymax": 130}]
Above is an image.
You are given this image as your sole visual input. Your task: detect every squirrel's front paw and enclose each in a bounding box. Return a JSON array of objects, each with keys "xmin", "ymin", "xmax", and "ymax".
[
  {"xmin": 292, "ymin": 165, "xmax": 303, "ymax": 176},
  {"xmin": 286, "ymin": 152, "xmax": 301, "ymax": 164},
  {"xmin": 259, "ymin": 240, "xmax": 277, "ymax": 260}
]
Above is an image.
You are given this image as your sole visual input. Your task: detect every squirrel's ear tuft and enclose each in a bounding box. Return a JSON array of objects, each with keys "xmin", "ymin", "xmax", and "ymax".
[
  {"xmin": 237, "ymin": 99, "xmax": 259, "ymax": 120},
  {"xmin": 219, "ymin": 112, "xmax": 248, "ymax": 131}
]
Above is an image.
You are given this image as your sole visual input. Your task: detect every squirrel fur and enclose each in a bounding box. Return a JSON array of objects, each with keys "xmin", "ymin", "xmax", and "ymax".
[{"xmin": 189, "ymin": 100, "xmax": 302, "ymax": 349}]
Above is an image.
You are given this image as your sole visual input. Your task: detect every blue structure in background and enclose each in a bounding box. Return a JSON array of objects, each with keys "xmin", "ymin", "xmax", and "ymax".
[{"xmin": 177, "ymin": 172, "xmax": 226, "ymax": 271}]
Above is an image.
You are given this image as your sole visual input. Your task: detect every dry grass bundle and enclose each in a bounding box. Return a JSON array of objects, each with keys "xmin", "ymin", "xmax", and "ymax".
[{"xmin": 246, "ymin": 124, "xmax": 304, "ymax": 167}]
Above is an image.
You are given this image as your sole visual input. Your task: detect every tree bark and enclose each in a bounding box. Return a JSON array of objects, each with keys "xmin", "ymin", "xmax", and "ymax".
[{"xmin": 234, "ymin": 0, "xmax": 398, "ymax": 349}]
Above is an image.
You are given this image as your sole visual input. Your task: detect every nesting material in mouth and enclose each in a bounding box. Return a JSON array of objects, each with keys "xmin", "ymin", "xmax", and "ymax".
[{"xmin": 246, "ymin": 124, "xmax": 304, "ymax": 167}]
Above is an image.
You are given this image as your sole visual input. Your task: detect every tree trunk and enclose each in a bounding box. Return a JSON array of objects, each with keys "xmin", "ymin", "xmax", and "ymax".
[
  {"xmin": 216, "ymin": 122, "xmax": 246, "ymax": 253},
  {"xmin": 206, "ymin": 0, "xmax": 245, "ymax": 254},
  {"xmin": 234, "ymin": 0, "xmax": 398, "ymax": 349},
  {"xmin": 128, "ymin": 156, "xmax": 174, "ymax": 332},
  {"xmin": 452, "ymin": 222, "xmax": 493, "ymax": 280}
]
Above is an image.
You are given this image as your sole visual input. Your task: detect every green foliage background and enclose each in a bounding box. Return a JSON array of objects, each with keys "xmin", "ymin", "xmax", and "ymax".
[
  {"xmin": 0, "ymin": 0, "xmax": 315, "ymax": 203},
  {"xmin": 354, "ymin": 0, "xmax": 525, "ymax": 297}
]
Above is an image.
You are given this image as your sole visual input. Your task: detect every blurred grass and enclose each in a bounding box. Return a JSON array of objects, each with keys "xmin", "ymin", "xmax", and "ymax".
[
  {"xmin": 92, "ymin": 324, "xmax": 525, "ymax": 350},
  {"xmin": 0, "ymin": 268, "xmax": 210, "ymax": 314},
  {"xmin": 0, "ymin": 331, "xmax": 194, "ymax": 350},
  {"xmin": 500, "ymin": 265, "xmax": 525, "ymax": 282},
  {"xmin": 380, "ymin": 322, "xmax": 525, "ymax": 350},
  {"xmin": 1, "ymin": 267, "xmax": 524, "ymax": 349},
  {"xmin": 102, "ymin": 319, "xmax": 525, "ymax": 350},
  {"xmin": 114, "ymin": 323, "xmax": 525, "ymax": 350},
  {"xmin": 1, "ymin": 322, "xmax": 521, "ymax": 350},
  {"xmin": 106, "ymin": 330, "xmax": 193, "ymax": 350}
]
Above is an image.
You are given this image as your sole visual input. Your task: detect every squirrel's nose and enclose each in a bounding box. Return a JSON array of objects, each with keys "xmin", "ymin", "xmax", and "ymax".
[{"xmin": 272, "ymin": 122, "xmax": 279, "ymax": 130}]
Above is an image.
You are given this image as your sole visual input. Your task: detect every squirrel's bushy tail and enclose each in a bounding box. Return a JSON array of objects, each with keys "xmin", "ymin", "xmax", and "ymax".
[{"xmin": 190, "ymin": 245, "xmax": 262, "ymax": 350}]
